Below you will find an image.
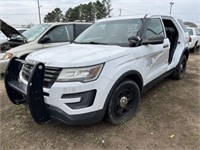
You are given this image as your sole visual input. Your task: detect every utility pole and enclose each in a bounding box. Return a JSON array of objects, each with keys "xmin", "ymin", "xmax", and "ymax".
[
  {"xmin": 119, "ymin": 9, "xmax": 122, "ymax": 16},
  {"xmin": 37, "ymin": 0, "xmax": 41, "ymax": 24},
  {"xmin": 170, "ymin": 2, "xmax": 174, "ymax": 15}
]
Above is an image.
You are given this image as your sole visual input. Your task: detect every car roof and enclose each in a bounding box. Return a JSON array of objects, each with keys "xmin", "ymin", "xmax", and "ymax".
[
  {"xmin": 186, "ymin": 26, "xmax": 198, "ymax": 29},
  {"xmin": 97, "ymin": 14, "xmax": 178, "ymax": 22},
  {"xmin": 42, "ymin": 22, "xmax": 92, "ymax": 26}
]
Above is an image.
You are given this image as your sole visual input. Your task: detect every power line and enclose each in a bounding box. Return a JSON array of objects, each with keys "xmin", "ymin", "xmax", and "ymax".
[{"xmin": 119, "ymin": 9, "xmax": 122, "ymax": 16}]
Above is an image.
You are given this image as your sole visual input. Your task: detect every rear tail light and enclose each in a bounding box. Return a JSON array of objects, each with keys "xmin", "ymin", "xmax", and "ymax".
[{"xmin": 189, "ymin": 35, "xmax": 192, "ymax": 42}]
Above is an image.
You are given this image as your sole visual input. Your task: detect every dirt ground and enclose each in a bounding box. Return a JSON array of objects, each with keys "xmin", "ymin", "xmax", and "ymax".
[{"xmin": 0, "ymin": 52, "xmax": 200, "ymax": 150}]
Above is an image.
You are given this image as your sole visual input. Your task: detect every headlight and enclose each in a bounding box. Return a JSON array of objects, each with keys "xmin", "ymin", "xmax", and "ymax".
[
  {"xmin": 0, "ymin": 53, "xmax": 13, "ymax": 60},
  {"xmin": 57, "ymin": 64, "xmax": 104, "ymax": 82}
]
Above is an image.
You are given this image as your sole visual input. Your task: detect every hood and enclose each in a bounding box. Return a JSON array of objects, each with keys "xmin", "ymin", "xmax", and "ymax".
[
  {"xmin": 27, "ymin": 44, "xmax": 130, "ymax": 68},
  {"xmin": 0, "ymin": 19, "xmax": 27, "ymax": 40}
]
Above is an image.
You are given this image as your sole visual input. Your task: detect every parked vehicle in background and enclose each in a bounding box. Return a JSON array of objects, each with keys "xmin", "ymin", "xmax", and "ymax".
[
  {"xmin": 0, "ymin": 29, "xmax": 27, "ymax": 44},
  {"xmin": 187, "ymin": 27, "xmax": 200, "ymax": 52},
  {"xmin": 4, "ymin": 14, "xmax": 189, "ymax": 125},
  {"xmin": 0, "ymin": 31, "xmax": 7, "ymax": 44},
  {"xmin": 16, "ymin": 28, "xmax": 28, "ymax": 33},
  {"xmin": 0, "ymin": 19, "xmax": 92, "ymax": 73}
]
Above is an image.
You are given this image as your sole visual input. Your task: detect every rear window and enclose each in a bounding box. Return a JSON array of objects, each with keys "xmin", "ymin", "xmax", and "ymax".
[
  {"xmin": 195, "ymin": 28, "xmax": 200, "ymax": 36},
  {"xmin": 178, "ymin": 19, "xmax": 187, "ymax": 32},
  {"xmin": 187, "ymin": 29, "xmax": 193, "ymax": 35}
]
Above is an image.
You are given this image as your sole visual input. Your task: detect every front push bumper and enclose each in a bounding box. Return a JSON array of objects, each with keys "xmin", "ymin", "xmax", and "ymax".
[
  {"xmin": 4, "ymin": 57, "xmax": 105, "ymax": 125},
  {"xmin": 4, "ymin": 57, "xmax": 51, "ymax": 124}
]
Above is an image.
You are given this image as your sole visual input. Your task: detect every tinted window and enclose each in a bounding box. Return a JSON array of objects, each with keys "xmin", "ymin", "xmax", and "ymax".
[
  {"xmin": 45, "ymin": 25, "xmax": 69, "ymax": 43},
  {"xmin": 145, "ymin": 18, "xmax": 164, "ymax": 39},
  {"xmin": 75, "ymin": 24, "xmax": 91, "ymax": 38}
]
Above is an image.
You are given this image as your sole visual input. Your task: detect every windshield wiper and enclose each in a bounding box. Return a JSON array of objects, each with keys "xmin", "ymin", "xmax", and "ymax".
[{"xmin": 80, "ymin": 41, "xmax": 108, "ymax": 45}]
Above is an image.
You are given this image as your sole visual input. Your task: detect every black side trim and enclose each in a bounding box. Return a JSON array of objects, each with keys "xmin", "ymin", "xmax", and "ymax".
[
  {"xmin": 47, "ymin": 105, "xmax": 104, "ymax": 125},
  {"xmin": 142, "ymin": 69, "xmax": 174, "ymax": 94}
]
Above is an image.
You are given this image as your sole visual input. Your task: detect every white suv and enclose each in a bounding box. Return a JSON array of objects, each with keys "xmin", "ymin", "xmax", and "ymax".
[
  {"xmin": 187, "ymin": 27, "xmax": 200, "ymax": 52},
  {"xmin": 0, "ymin": 20, "xmax": 91, "ymax": 73},
  {"xmin": 4, "ymin": 14, "xmax": 189, "ymax": 125}
]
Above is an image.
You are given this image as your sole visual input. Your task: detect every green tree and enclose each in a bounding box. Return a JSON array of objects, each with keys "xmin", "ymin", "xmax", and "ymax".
[
  {"xmin": 80, "ymin": 2, "xmax": 95, "ymax": 22},
  {"xmin": 102, "ymin": 0, "xmax": 112, "ymax": 17},
  {"xmin": 44, "ymin": 8, "xmax": 63, "ymax": 23},
  {"xmin": 64, "ymin": 6, "xmax": 81, "ymax": 22},
  {"xmin": 95, "ymin": 0, "xmax": 107, "ymax": 20},
  {"xmin": 44, "ymin": 0, "xmax": 112, "ymax": 22}
]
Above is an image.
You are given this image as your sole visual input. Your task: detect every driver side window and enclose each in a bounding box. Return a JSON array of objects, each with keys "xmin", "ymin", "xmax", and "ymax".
[
  {"xmin": 145, "ymin": 19, "xmax": 164, "ymax": 39},
  {"xmin": 45, "ymin": 25, "xmax": 69, "ymax": 43}
]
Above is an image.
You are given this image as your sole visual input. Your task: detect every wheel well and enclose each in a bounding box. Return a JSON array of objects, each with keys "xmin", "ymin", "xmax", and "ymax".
[
  {"xmin": 102, "ymin": 72, "xmax": 143, "ymax": 120},
  {"xmin": 124, "ymin": 74, "xmax": 143, "ymax": 92},
  {"xmin": 183, "ymin": 49, "xmax": 189, "ymax": 60}
]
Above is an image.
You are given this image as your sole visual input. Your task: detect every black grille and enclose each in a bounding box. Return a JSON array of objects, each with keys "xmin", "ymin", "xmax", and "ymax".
[{"xmin": 22, "ymin": 64, "xmax": 62, "ymax": 88}]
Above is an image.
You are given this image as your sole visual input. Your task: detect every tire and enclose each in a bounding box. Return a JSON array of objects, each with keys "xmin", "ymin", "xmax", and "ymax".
[
  {"xmin": 193, "ymin": 43, "xmax": 197, "ymax": 52},
  {"xmin": 171, "ymin": 55, "xmax": 187, "ymax": 80},
  {"xmin": 191, "ymin": 43, "xmax": 197, "ymax": 53},
  {"xmin": 106, "ymin": 79, "xmax": 140, "ymax": 125}
]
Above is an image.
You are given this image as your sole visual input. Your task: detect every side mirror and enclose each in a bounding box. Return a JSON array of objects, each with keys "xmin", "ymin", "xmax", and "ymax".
[
  {"xmin": 40, "ymin": 36, "xmax": 51, "ymax": 44},
  {"xmin": 128, "ymin": 36, "xmax": 140, "ymax": 47},
  {"xmin": 141, "ymin": 35, "xmax": 164, "ymax": 45}
]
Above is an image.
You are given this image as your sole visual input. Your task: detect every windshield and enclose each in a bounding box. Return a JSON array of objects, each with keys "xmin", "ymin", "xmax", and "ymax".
[
  {"xmin": 75, "ymin": 19, "xmax": 143, "ymax": 46},
  {"xmin": 22, "ymin": 24, "xmax": 50, "ymax": 42}
]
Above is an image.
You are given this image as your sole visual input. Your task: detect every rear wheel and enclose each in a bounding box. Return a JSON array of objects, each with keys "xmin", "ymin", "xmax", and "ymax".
[
  {"xmin": 106, "ymin": 80, "xmax": 140, "ymax": 125},
  {"xmin": 191, "ymin": 43, "xmax": 197, "ymax": 53},
  {"xmin": 171, "ymin": 55, "xmax": 187, "ymax": 80},
  {"xmin": 193, "ymin": 43, "xmax": 197, "ymax": 52}
]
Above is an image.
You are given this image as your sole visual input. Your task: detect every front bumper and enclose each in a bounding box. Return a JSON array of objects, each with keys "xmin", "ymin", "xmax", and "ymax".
[{"xmin": 4, "ymin": 57, "xmax": 114, "ymax": 125}]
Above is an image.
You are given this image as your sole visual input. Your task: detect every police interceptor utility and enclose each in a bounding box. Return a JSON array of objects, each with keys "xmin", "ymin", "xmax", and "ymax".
[{"xmin": 5, "ymin": 14, "xmax": 189, "ymax": 125}]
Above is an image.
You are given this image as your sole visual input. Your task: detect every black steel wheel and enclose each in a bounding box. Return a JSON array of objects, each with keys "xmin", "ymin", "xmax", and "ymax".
[{"xmin": 106, "ymin": 80, "xmax": 140, "ymax": 125}]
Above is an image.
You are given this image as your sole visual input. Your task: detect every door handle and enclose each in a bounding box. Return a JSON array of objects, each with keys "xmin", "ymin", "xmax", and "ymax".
[{"xmin": 163, "ymin": 44, "xmax": 169, "ymax": 48}]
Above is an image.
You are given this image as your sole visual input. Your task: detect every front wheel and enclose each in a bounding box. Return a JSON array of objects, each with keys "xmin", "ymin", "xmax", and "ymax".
[
  {"xmin": 106, "ymin": 80, "xmax": 140, "ymax": 125},
  {"xmin": 171, "ymin": 55, "xmax": 187, "ymax": 80}
]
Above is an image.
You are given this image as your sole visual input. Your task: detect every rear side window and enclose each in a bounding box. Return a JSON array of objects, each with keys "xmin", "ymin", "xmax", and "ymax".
[
  {"xmin": 178, "ymin": 19, "xmax": 187, "ymax": 32},
  {"xmin": 75, "ymin": 24, "xmax": 91, "ymax": 38},
  {"xmin": 195, "ymin": 28, "xmax": 200, "ymax": 36},
  {"xmin": 187, "ymin": 29, "xmax": 193, "ymax": 35}
]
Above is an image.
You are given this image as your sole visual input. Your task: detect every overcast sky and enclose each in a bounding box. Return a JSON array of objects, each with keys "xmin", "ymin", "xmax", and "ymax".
[{"xmin": 0, "ymin": 0, "xmax": 199, "ymax": 26}]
